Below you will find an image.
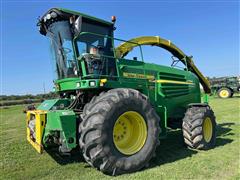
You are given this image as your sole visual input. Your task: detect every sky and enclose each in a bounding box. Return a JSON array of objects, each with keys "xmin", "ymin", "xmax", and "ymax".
[{"xmin": 1, "ymin": 0, "xmax": 239, "ymax": 95}]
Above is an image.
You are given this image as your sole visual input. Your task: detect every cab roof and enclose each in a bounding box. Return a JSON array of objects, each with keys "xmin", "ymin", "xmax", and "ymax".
[
  {"xmin": 38, "ymin": 8, "xmax": 113, "ymax": 35},
  {"xmin": 58, "ymin": 8, "xmax": 113, "ymax": 26},
  {"xmin": 41, "ymin": 7, "xmax": 113, "ymax": 26}
]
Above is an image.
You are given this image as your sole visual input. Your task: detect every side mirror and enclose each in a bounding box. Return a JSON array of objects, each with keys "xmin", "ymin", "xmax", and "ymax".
[{"xmin": 74, "ymin": 16, "xmax": 82, "ymax": 37}]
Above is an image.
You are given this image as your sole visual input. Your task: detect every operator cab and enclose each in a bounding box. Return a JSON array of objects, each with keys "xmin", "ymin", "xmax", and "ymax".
[{"xmin": 38, "ymin": 8, "xmax": 117, "ymax": 80}]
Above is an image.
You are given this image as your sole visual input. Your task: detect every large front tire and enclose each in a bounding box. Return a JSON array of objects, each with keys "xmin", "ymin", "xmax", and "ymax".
[
  {"xmin": 182, "ymin": 105, "xmax": 216, "ymax": 150},
  {"xmin": 79, "ymin": 88, "xmax": 160, "ymax": 175}
]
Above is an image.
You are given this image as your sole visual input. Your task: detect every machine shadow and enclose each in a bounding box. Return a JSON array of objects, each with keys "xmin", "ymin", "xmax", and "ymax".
[
  {"xmin": 46, "ymin": 122, "xmax": 234, "ymax": 168},
  {"xmin": 146, "ymin": 122, "xmax": 234, "ymax": 169},
  {"xmin": 46, "ymin": 148, "xmax": 84, "ymax": 165},
  {"xmin": 215, "ymin": 122, "xmax": 235, "ymax": 147}
]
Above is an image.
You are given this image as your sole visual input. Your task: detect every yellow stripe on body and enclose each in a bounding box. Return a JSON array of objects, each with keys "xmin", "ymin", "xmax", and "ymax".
[
  {"xmin": 122, "ymin": 72, "xmax": 194, "ymax": 85},
  {"xmin": 156, "ymin": 79, "xmax": 194, "ymax": 85}
]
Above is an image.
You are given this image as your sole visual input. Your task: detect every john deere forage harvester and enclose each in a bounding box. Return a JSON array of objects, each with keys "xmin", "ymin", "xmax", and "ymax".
[{"xmin": 26, "ymin": 8, "xmax": 216, "ymax": 175}]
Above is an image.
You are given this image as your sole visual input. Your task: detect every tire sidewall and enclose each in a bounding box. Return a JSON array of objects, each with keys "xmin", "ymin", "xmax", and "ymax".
[
  {"xmin": 100, "ymin": 94, "xmax": 158, "ymax": 171},
  {"xmin": 202, "ymin": 109, "xmax": 216, "ymax": 149},
  {"xmin": 182, "ymin": 106, "xmax": 216, "ymax": 150}
]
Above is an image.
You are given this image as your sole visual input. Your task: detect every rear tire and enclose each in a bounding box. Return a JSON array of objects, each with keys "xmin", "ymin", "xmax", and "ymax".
[
  {"xmin": 182, "ymin": 106, "xmax": 216, "ymax": 150},
  {"xmin": 79, "ymin": 88, "xmax": 160, "ymax": 175},
  {"xmin": 217, "ymin": 87, "xmax": 231, "ymax": 98}
]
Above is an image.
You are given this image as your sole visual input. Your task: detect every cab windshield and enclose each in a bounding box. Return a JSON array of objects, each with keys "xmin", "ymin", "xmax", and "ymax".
[
  {"xmin": 76, "ymin": 20, "xmax": 116, "ymax": 78},
  {"xmin": 47, "ymin": 21, "xmax": 77, "ymax": 79}
]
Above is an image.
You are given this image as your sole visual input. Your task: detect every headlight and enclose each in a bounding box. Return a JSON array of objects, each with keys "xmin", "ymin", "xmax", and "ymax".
[
  {"xmin": 89, "ymin": 81, "xmax": 96, "ymax": 87},
  {"xmin": 76, "ymin": 83, "xmax": 80, "ymax": 88}
]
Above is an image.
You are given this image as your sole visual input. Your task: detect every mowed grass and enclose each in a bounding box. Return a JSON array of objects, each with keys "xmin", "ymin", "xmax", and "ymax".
[{"xmin": 0, "ymin": 96, "xmax": 239, "ymax": 179}]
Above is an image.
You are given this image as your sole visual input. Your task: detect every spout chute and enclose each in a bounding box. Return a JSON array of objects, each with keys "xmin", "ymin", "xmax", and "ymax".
[{"xmin": 115, "ymin": 36, "xmax": 211, "ymax": 93}]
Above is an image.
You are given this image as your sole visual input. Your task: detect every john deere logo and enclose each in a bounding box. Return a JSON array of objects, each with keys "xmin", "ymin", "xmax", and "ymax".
[{"xmin": 123, "ymin": 72, "xmax": 155, "ymax": 80}]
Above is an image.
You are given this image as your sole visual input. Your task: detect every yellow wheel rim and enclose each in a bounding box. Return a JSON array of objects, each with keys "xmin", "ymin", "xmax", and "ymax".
[
  {"xmin": 113, "ymin": 111, "xmax": 147, "ymax": 155},
  {"xmin": 203, "ymin": 117, "xmax": 213, "ymax": 143},
  {"xmin": 219, "ymin": 89, "xmax": 229, "ymax": 98}
]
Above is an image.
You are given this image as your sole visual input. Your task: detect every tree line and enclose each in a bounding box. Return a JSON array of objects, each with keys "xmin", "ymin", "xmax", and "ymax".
[
  {"xmin": 0, "ymin": 92, "xmax": 59, "ymax": 106},
  {"xmin": 0, "ymin": 92, "xmax": 58, "ymax": 101}
]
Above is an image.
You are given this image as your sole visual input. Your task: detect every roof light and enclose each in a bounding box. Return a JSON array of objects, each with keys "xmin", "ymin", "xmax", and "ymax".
[
  {"xmin": 50, "ymin": 12, "xmax": 57, "ymax": 18},
  {"xmin": 46, "ymin": 14, "xmax": 51, "ymax": 20}
]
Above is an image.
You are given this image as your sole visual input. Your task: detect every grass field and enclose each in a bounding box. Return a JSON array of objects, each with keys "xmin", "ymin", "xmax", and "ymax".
[{"xmin": 1, "ymin": 96, "xmax": 239, "ymax": 179}]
